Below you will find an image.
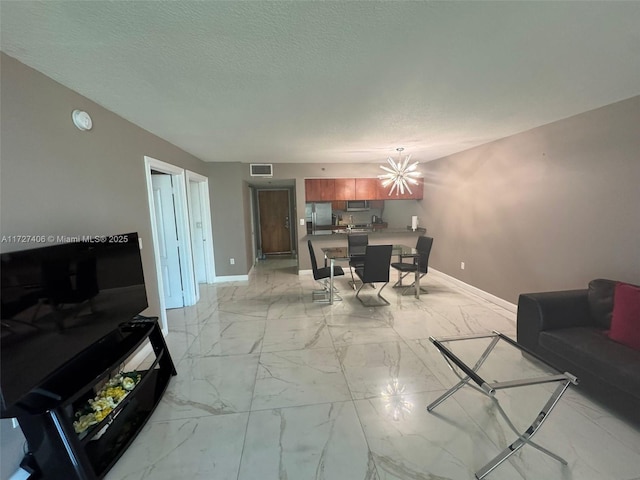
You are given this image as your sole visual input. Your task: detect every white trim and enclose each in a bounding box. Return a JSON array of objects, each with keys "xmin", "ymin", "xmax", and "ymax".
[
  {"xmin": 213, "ymin": 274, "xmax": 249, "ymax": 282},
  {"xmin": 143, "ymin": 156, "xmax": 198, "ymax": 334},
  {"xmin": 186, "ymin": 170, "xmax": 216, "ymax": 284},
  {"xmin": 429, "ymin": 269, "xmax": 517, "ymax": 313}
]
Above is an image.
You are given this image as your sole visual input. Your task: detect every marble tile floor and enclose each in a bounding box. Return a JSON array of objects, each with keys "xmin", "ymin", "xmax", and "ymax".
[{"xmin": 106, "ymin": 258, "xmax": 640, "ymax": 480}]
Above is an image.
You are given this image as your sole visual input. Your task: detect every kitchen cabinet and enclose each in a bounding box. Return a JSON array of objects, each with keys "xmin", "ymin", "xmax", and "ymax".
[
  {"xmin": 306, "ymin": 177, "xmax": 423, "ymax": 202},
  {"xmin": 305, "ymin": 179, "xmax": 335, "ymax": 202},
  {"xmin": 334, "ymin": 178, "xmax": 356, "ymax": 200},
  {"xmin": 332, "ymin": 201, "xmax": 346, "ymax": 211},
  {"xmin": 355, "ymin": 178, "xmax": 380, "ymax": 200}
]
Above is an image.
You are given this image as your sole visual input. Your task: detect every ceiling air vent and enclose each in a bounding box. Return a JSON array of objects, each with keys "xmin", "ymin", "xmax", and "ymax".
[{"xmin": 250, "ymin": 164, "xmax": 273, "ymax": 177}]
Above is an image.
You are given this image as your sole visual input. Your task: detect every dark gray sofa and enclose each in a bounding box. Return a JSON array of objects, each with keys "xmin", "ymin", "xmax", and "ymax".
[{"xmin": 517, "ymin": 279, "xmax": 640, "ymax": 426}]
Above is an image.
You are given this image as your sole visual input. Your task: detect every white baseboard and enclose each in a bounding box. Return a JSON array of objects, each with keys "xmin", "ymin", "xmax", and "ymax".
[
  {"xmin": 297, "ymin": 266, "xmax": 516, "ymax": 313},
  {"xmin": 213, "ymin": 274, "xmax": 249, "ymax": 282},
  {"xmin": 429, "ymin": 269, "xmax": 517, "ymax": 313}
]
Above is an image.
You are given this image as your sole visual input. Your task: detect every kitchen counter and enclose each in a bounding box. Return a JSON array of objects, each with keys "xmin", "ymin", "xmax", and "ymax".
[{"xmin": 306, "ymin": 227, "xmax": 426, "ymax": 238}]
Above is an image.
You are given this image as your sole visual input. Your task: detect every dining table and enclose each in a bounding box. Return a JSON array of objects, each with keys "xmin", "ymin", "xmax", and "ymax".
[{"xmin": 320, "ymin": 244, "xmax": 421, "ymax": 305}]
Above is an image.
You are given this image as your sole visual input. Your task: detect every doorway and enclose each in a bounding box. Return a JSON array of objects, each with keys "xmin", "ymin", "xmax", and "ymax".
[
  {"xmin": 257, "ymin": 189, "xmax": 292, "ymax": 256},
  {"xmin": 150, "ymin": 172, "xmax": 184, "ymax": 309},
  {"xmin": 144, "ymin": 156, "xmax": 197, "ymax": 333},
  {"xmin": 186, "ymin": 170, "xmax": 216, "ymax": 298}
]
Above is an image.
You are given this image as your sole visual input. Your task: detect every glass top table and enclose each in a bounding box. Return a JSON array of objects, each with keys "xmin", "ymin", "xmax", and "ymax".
[
  {"xmin": 320, "ymin": 244, "xmax": 420, "ymax": 304},
  {"xmin": 427, "ymin": 331, "xmax": 578, "ymax": 479}
]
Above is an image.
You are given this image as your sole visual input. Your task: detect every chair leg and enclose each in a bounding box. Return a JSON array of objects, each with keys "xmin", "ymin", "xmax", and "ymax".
[
  {"xmin": 392, "ymin": 271, "xmax": 411, "ymax": 288},
  {"xmin": 348, "ymin": 266, "xmax": 359, "ymax": 290},
  {"xmin": 312, "ymin": 288, "xmax": 342, "ymax": 303},
  {"xmin": 377, "ymin": 282, "xmax": 391, "ymax": 305},
  {"xmin": 312, "ymin": 279, "xmax": 342, "ymax": 303},
  {"xmin": 356, "ymin": 282, "xmax": 390, "ymax": 307},
  {"xmin": 400, "ymin": 274, "xmax": 428, "ymax": 296}
]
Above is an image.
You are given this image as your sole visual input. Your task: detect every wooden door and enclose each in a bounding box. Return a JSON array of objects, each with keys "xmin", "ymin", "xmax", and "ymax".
[{"xmin": 258, "ymin": 190, "xmax": 292, "ymax": 254}]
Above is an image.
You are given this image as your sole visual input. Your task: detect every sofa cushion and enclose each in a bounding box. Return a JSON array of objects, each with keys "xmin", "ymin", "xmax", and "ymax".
[
  {"xmin": 588, "ymin": 279, "xmax": 617, "ymax": 328},
  {"xmin": 539, "ymin": 327, "xmax": 640, "ymax": 398},
  {"xmin": 609, "ymin": 283, "xmax": 640, "ymax": 351}
]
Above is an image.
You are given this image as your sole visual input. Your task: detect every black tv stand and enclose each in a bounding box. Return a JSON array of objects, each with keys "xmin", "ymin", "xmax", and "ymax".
[{"xmin": 16, "ymin": 318, "xmax": 176, "ymax": 479}]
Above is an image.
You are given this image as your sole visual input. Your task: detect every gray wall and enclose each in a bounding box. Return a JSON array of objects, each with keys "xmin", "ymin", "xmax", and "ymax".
[
  {"xmin": 204, "ymin": 162, "xmax": 253, "ymax": 276},
  {"xmin": 0, "ymin": 52, "xmax": 210, "ymax": 478},
  {"xmin": 238, "ymin": 163, "xmax": 426, "ymax": 272},
  {"xmin": 2, "ymin": 48, "xmax": 638, "ymax": 476},
  {"xmin": 240, "ymin": 97, "xmax": 640, "ymax": 301},
  {"xmin": 418, "ymin": 95, "xmax": 640, "ymax": 303}
]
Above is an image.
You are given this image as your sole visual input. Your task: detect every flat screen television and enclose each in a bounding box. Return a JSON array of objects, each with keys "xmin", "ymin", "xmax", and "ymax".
[{"xmin": 1, "ymin": 232, "xmax": 148, "ymax": 417}]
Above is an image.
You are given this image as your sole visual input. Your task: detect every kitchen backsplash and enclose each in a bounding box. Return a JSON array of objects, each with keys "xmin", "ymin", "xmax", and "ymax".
[{"xmin": 333, "ymin": 208, "xmax": 384, "ymax": 225}]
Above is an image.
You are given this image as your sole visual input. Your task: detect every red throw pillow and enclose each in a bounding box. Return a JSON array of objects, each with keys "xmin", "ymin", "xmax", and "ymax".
[{"xmin": 608, "ymin": 282, "xmax": 640, "ymax": 351}]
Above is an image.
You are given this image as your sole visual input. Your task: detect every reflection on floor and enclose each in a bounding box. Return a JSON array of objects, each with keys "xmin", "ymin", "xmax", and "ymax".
[{"xmin": 106, "ymin": 258, "xmax": 640, "ymax": 480}]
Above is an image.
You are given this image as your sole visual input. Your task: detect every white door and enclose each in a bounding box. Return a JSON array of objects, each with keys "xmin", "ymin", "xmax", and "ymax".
[
  {"xmin": 189, "ymin": 181, "xmax": 207, "ymax": 284},
  {"xmin": 151, "ymin": 174, "xmax": 184, "ymax": 309}
]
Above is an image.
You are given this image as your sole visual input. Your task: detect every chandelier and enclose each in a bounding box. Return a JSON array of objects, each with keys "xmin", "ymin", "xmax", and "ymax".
[{"xmin": 378, "ymin": 147, "xmax": 420, "ymax": 196}]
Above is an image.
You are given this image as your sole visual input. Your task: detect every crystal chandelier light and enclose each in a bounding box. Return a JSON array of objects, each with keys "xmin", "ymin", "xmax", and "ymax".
[{"xmin": 378, "ymin": 147, "xmax": 420, "ymax": 196}]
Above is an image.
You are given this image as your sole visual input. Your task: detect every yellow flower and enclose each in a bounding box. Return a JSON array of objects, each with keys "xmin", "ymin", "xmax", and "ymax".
[
  {"xmin": 94, "ymin": 408, "xmax": 112, "ymax": 422},
  {"xmin": 89, "ymin": 396, "xmax": 116, "ymax": 412},
  {"xmin": 73, "ymin": 371, "xmax": 141, "ymax": 435},
  {"xmin": 121, "ymin": 377, "xmax": 136, "ymax": 391},
  {"xmin": 104, "ymin": 386, "xmax": 127, "ymax": 401},
  {"xmin": 73, "ymin": 413, "xmax": 98, "ymax": 433}
]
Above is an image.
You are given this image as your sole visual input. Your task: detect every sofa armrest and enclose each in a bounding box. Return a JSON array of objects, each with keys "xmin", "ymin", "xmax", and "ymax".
[{"xmin": 516, "ymin": 289, "xmax": 592, "ymax": 351}]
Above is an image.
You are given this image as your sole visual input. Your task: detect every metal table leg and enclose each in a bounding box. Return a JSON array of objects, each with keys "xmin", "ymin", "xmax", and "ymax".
[
  {"xmin": 427, "ymin": 334, "xmax": 573, "ymax": 479},
  {"xmin": 427, "ymin": 335, "xmax": 499, "ymax": 411},
  {"xmin": 474, "ymin": 380, "xmax": 571, "ymax": 479},
  {"xmin": 329, "ymin": 258, "xmax": 334, "ymax": 305},
  {"xmin": 414, "ymin": 257, "xmax": 420, "ymax": 299}
]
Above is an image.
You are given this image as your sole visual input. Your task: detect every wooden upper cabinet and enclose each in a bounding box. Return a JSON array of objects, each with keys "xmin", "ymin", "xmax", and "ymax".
[
  {"xmin": 305, "ymin": 179, "xmax": 335, "ymax": 202},
  {"xmin": 379, "ymin": 177, "xmax": 424, "ymax": 200},
  {"xmin": 306, "ymin": 177, "xmax": 423, "ymax": 202},
  {"xmin": 331, "ymin": 200, "xmax": 347, "ymax": 211},
  {"xmin": 355, "ymin": 178, "xmax": 380, "ymax": 200},
  {"xmin": 376, "ymin": 180, "xmax": 391, "ymax": 200},
  {"xmin": 334, "ymin": 178, "xmax": 356, "ymax": 201}
]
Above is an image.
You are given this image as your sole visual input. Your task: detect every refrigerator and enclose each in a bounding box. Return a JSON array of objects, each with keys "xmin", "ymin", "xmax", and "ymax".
[{"xmin": 305, "ymin": 202, "xmax": 333, "ymax": 235}]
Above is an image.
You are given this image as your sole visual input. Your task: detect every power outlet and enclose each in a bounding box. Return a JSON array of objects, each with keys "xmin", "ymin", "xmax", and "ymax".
[
  {"xmin": 460, "ymin": 262, "xmax": 465, "ymax": 270},
  {"xmin": 230, "ymin": 258, "xmax": 235, "ymax": 265},
  {"xmin": 299, "ymin": 218, "xmax": 305, "ymax": 226}
]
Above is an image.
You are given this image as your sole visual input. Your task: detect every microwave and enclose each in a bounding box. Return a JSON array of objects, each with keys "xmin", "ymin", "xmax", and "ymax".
[{"xmin": 346, "ymin": 200, "xmax": 370, "ymax": 211}]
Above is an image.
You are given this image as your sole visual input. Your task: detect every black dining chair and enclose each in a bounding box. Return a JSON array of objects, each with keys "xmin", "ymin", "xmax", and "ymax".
[
  {"xmin": 354, "ymin": 244, "xmax": 393, "ymax": 306},
  {"xmin": 391, "ymin": 236, "xmax": 433, "ymax": 295},
  {"xmin": 347, "ymin": 233, "xmax": 368, "ymax": 290},
  {"xmin": 308, "ymin": 240, "xmax": 345, "ymax": 302}
]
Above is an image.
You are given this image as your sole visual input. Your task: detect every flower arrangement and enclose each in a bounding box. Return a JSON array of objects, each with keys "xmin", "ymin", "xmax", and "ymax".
[{"xmin": 73, "ymin": 371, "xmax": 141, "ymax": 434}]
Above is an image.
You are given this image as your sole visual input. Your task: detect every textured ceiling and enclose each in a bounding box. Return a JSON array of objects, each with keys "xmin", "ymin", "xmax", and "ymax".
[{"xmin": 1, "ymin": 1, "xmax": 639, "ymax": 164}]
